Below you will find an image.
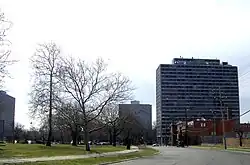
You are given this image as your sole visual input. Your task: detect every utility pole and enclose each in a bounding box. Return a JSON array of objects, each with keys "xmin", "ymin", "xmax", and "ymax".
[
  {"xmin": 185, "ymin": 108, "xmax": 188, "ymax": 147},
  {"xmin": 166, "ymin": 122, "xmax": 168, "ymax": 146},
  {"xmin": 210, "ymin": 109, "xmax": 216, "ymax": 144},
  {"xmin": 219, "ymin": 87, "xmax": 227, "ymax": 150},
  {"xmin": 171, "ymin": 120, "xmax": 174, "ymax": 146},
  {"xmin": 213, "ymin": 115, "xmax": 216, "ymax": 144}
]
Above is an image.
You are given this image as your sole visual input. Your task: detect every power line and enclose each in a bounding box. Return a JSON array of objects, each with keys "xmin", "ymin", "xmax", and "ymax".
[{"xmin": 240, "ymin": 109, "xmax": 250, "ymax": 117}]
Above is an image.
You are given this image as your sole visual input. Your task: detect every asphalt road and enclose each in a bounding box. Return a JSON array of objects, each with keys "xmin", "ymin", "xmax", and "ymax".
[{"xmin": 113, "ymin": 146, "xmax": 250, "ymax": 165}]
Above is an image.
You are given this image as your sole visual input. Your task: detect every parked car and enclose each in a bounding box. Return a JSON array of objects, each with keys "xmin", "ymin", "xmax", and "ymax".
[{"xmin": 152, "ymin": 143, "xmax": 160, "ymax": 147}]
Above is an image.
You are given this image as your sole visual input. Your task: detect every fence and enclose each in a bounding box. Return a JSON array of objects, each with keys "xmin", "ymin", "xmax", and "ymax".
[
  {"xmin": 201, "ymin": 136, "xmax": 223, "ymax": 144},
  {"xmin": 226, "ymin": 138, "xmax": 250, "ymax": 147}
]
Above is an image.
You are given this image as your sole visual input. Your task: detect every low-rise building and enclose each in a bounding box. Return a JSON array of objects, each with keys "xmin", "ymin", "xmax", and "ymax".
[
  {"xmin": 118, "ymin": 100, "xmax": 152, "ymax": 131},
  {"xmin": 172, "ymin": 119, "xmax": 237, "ymax": 145},
  {"xmin": 237, "ymin": 123, "xmax": 250, "ymax": 138},
  {"xmin": 118, "ymin": 100, "xmax": 152, "ymax": 143}
]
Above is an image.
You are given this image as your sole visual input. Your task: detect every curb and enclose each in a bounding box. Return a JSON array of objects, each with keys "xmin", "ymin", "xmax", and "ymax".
[
  {"xmin": 0, "ymin": 149, "xmax": 139, "ymax": 164},
  {"xmin": 189, "ymin": 146, "xmax": 223, "ymax": 151},
  {"xmin": 190, "ymin": 146, "xmax": 250, "ymax": 155},
  {"xmin": 219, "ymin": 149, "xmax": 250, "ymax": 155},
  {"xmin": 99, "ymin": 150, "xmax": 160, "ymax": 165}
]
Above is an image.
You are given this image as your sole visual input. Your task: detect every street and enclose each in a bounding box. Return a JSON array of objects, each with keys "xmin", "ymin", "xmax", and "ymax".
[{"xmin": 113, "ymin": 146, "xmax": 250, "ymax": 165}]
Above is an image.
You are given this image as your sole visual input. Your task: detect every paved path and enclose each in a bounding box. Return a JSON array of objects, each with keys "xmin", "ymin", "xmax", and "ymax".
[
  {"xmin": 113, "ymin": 146, "xmax": 250, "ymax": 165},
  {"xmin": 0, "ymin": 147, "xmax": 138, "ymax": 164}
]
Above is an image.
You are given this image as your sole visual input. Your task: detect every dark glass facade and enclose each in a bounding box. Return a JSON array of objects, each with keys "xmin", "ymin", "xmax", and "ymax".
[{"xmin": 156, "ymin": 58, "xmax": 240, "ymax": 145}]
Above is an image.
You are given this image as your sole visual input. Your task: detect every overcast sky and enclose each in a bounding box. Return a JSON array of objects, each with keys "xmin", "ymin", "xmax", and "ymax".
[{"xmin": 1, "ymin": 0, "xmax": 250, "ymax": 128}]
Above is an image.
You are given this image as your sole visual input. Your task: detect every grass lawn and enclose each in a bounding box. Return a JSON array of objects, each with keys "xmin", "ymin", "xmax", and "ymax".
[
  {"xmin": 192, "ymin": 144, "xmax": 250, "ymax": 152},
  {"xmin": 18, "ymin": 148, "xmax": 159, "ymax": 165},
  {"xmin": 0, "ymin": 144, "xmax": 125, "ymax": 158}
]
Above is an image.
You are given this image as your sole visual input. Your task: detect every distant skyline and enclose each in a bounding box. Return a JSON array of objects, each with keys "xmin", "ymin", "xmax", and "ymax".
[{"xmin": 1, "ymin": 0, "xmax": 250, "ymax": 128}]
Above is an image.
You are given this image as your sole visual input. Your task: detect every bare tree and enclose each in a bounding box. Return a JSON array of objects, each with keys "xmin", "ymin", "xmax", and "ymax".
[
  {"xmin": 120, "ymin": 112, "xmax": 143, "ymax": 149},
  {"xmin": 29, "ymin": 126, "xmax": 39, "ymax": 141},
  {"xmin": 101, "ymin": 104, "xmax": 128, "ymax": 146},
  {"xmin": 37, "ymin": 118, "xmax": 51, "ymax": 144},
  {"xmin": 39, "ymin": 123, "xmax": 48, "ymax": 144},
  {"xmin": 53, "ymin": 113, "xmax": 71, "ymax": 144},
  {"xmin": 14, "ymin": 122, "xmax": 25, "ymax": 141},
  {"xmin": 54, "ymin": 102, "xmax": 83, "ymax": 146},
  {"xmin": 235, "ymin": 127, "xmax": 244, "ymax": 147},
  {"xmin": 57, "ymin": 57, "xmax": 134, "ymax": 151},
  {"xmin": 0, "ymin": 10, "xmax": 16, "ymax": 87},
  {"xmin": 29, "ymin": 42, "xmax": 61, "ymax": 146},
  {"xmin": 53, "ymin": 120, "xmax": 71, "ymax": 144}
]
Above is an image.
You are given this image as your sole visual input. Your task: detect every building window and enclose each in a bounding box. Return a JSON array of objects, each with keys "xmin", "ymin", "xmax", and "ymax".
[
  {"xmin": 211, "ymin": 132, "xmax": 216, "ymax": 135},
  {"xmin": 200, "ymin": 123, "xmax": 206, "ymax": 127}
]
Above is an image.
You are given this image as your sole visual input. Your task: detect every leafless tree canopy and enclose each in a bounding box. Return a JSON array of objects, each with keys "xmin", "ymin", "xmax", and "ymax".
[
  {"xmin": 58, "ymin": 57, "xmax": 134, "ymax": 124},
  {"xmin": 28, "ymin": 43, "xmax": 135, "ymax": 149},
  {"xmin": 101, "ymin": 104, "xmax": 130, "ymax": 146},
  {"xmin": 101, "ymin": 104, "xmax": 133, "ymax": 134},
  {"xmin": 54, "ymin": 102, "xmax": 83, "ymax": 133},
  {"xmin": 29, "ymin": 42, "xmax": 61, "ymax": 117},
  {"xmin": 101, "ymin": 104, "xmax": 119, "ymax": 124},
  {"xmin": 0, "ymin": 10, "xmax": 16, "ymax": 87},
  {"xmin": 14, "ymin": 122, "xmax": 25, "ymax": 140},
  {"xmin": 57, "ymin": 56, "xmax": 134, "ymax": 150}
]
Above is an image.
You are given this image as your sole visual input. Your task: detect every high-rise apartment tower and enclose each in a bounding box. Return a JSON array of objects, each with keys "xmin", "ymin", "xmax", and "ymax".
[{"xmin": 156, "ymin": 58, "xmax": 239, "ymax": 144}]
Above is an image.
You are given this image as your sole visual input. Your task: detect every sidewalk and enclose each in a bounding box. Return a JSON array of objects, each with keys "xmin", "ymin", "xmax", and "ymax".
[{"xmin": 0, "ymin": 146, "xmax": 139, "ymax": 164}]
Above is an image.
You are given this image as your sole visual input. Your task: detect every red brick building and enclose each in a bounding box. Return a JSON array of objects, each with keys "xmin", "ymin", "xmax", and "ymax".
[
  {"xmin": 186, "ymin": 119, "xmax": 236, "ymax": 136},
  {"xmin": 240, "ymin": 123, "xmax": 250, "ymax": 131},
  {"xmin": 170, "ymin": 119, "xmax": 250, "ymax": 146},
  {"xmin": 237, "ymin": 123, "xmax": 250, "ymax": 138},
  {"xmin": 172, "ymin": 119, "xmax": 238, "ymax": 145}
]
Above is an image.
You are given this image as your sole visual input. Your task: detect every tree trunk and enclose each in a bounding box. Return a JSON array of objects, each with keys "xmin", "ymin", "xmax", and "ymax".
[
  {"xmin": 71, "ymin": 131, "xmax": 77, "ymax": 146},
  {"xmin": 60, "ymin": 132, "xmax": 64, "ymax": 144},
  {"xmin": 126, "ymin": 138, "xmax": 131, "ymax": 150},
  {"xmin": 42, "ymin": 135, "xmax": 45, "ymax": 144},
  {"xmin": 109, "ymin": 129, "xmax": 112, "ymax": 145},
  {"xmin": 77, "ymin": 135, "xmax": 81, "ymax": 144},
  {"xmin": 46, "ymin": 72, "xmax": 53, "ymax": 147},
  {"xmin": 112, "ymin": 129, "xmax": 117, "ymax": 147},
  {"xmin": 240, "ymin": 136, "xmax": 243, "ymax": 147},
  {"xmin": 84, "ymin": 128, "xmax": 90, "ymax": 151},
  {"xmin": 126, "ymin": 130, "xmax": 131, "ymax": 150}
]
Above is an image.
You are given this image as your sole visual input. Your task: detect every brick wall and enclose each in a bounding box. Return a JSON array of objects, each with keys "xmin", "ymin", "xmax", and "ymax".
[{"xmin": 187, "ymin": 120, "xmax": 236, "ymax": 137}]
